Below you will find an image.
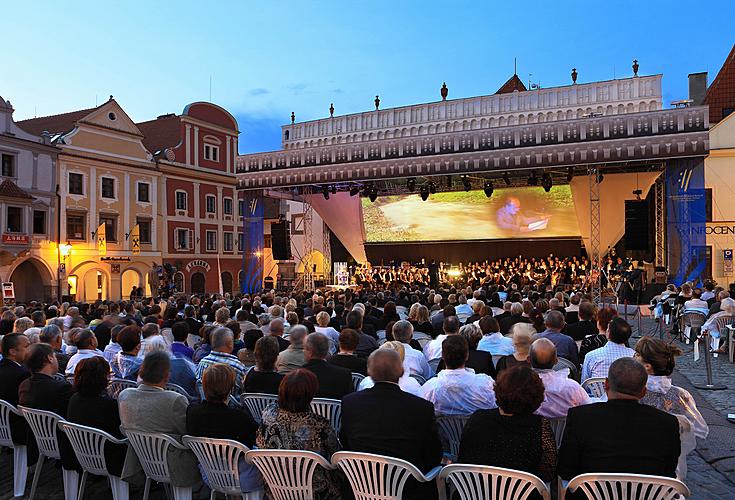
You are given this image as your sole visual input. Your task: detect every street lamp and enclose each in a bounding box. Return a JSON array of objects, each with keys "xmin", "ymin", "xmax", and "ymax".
[{"xmin": 60, "ymin": 241, "xmax": 72, "ymax": 257}]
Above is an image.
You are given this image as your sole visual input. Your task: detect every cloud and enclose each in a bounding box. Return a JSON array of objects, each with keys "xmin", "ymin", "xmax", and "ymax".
[
  {"xmin": 332, "ymin": 88, "xmax": 345, "ymax": 94},
  {"xmin": 287, "ymin": 83, "xmax": 308, "ymax": 95},
  {"xmin": 249, "ymin": 88, "xmax": 269, "ymax": 96}
]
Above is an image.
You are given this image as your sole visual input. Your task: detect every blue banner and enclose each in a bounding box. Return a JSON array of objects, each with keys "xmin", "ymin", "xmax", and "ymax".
[
  {"xmin": 241, "ymin": 190, "xmax": 264, "ymax": 294},
  {"xmin": 666, "ymin": 158, "xmax": 706, "ymax": 286}
]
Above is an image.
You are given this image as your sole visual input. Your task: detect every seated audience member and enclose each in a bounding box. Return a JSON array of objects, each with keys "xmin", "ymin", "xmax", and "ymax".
[
  {"xmin": 558, "ymin": 358, "xmax": 680, "ymax": 482},
  {"xmin": 499, "ymin": 302, "xmax": 532, "ymax": 335},
  {"xmin": 327, "ymin": 328, "xmax": 368, "ymax": 376},
  {"xmin": 683, "ymin": 289, "xmax": 709, "ymax": 315},
  {"xmin": 276, "ymin": 324, "xmax": 307, "ymax": 375},
  {"xmin": 346, "ymin": 310, "xmax": 379, "ymax": 359},
  {"xmin": 431, "ymin": 304, "xmax": 456, "ymax": 338},
  {"xmin": 110, "ymin": 325, "xmax": 143, "ymax": 380},
  {"xmin": 437, "ymin": 323, "xmax": 496, "ymax": 378},
  {"xmin": 579, "ymin": 307, "xmax": 616, "ymax": 362},
  {"xmin": 226, "ymin": 320, "xmax": 245, "ymax": 355},
  {"xmin": 458, "ymin": 365, "xmax": 556, "ymax": 490},
  {"xmin": 581, "ymin": 317, "xmax": 634, "ymax": 381},
  {"xmin": 530, "ymin": 339, "xmax": 591, "ymax": 418},
  {"xmin": 423, "ymin": 315, "xmax": 461, "ymax": 362},
  {"xmin": 267, "ymin": 318, "xmax": 291, "ymax": 352},
  {"xmin": 242, "ymin": 336, "xmax": 285, "ymax": 395},
  {"xmin": 302, "ymin": 332, "xmax": 353, "ymax": 399},
  {"xmin": 40, "ymin": 324, "xmax": 71, "ymax": 374},
  {"xmin": 147, "ymin": 336, "xmax": 197, "ymax": 397},
  {"xmin": 171, "ymin": 321, "xmax": 194, "ymax": 360},
  {"xmin": 564, "ymin": 294, "xmax": 581, "ymax": 325},
  {"xmin": 421, "ymin": 335, "xmax": 497, "ymax": 416},
  {"xmin": 341, "ymin": 349, "xmax": 443, "ymax": 500},
  {"xmin": 196, "ymin": 327, "xmax": 248, "ymax": 391},
  {"xmin": 187, "ymin": 364, "xmax": 261, "ymax": 492},
  {"xmin": 19, "ymin": 342, "xmax": 74, "ymax": 417},
  {"xmin": 102, "ymin": 324, "xmax": 125, "ymax": 364},
  {"xmin": 391, "ymin": 320, "xmax": 432, "ymax": 379},
  {"xmin": 564, "ymin": 301, "xmax": 597, "ymax": 344},
  {"xmin": 635, "ymin": 337, "xmax": 708, "ymax": 478},
  {"xmin": 118, "ymin": 351, "xmax": 201, "ymax": 489},
  {"xmin": 183, "ymin": 305, "xmax": 202, "ymax": 339},
  {"xmin": 192, "ymin": 325, "xmax": 214, "ymax": 364},
  {"xmin": 702, "ymin": 297, "xmax": 735, "ymax": 354},
  {"xmin": 408, "ymin": 303, "xmax": 433, "ymax": 335},
  {"xmin": 67, "ymin": 356, "xmax": 127, "ymax": 476},
  {"xmin": 358, "ymin": 341, "xmax": 423, "ymax": 396},
  {"xmin": 256, "ymin": 369, "xmax": 341, "ymax": 500},
  {"xmin": 14, "ymin": 317, "xmax": 34, "ymax": 335},
  {"xmin": 237, "ymin": 328, "xmax": 263, "ymax": 368},
  {"xmin": 0, "ymin": 333, "xmax": 31, "ymax": 443},
  {"xmin": 535, "ymin": 310, "xmax": 578, "ymax": 366},
  {"xmin": 64, "ymin": 329, "xmax": 104, "ymax": 375},
  {"xmin": 495, "ymin": 323, "xmax": 534, "ymax": 373},
  {"xmin": 138, "ymin": 322, "xmax": 163, "ymax": 357},
  {"xmin": 314, "ymin": 311, "xmax": 340, "ymax": 354},
  {"xmin": 477, "ymin": 316, "xmax": 514, "ymax": 357}
]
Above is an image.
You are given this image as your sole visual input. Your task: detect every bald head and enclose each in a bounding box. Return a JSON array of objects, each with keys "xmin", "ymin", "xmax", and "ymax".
[
  {"xmin": 606, "ymin": 357, "xmax": 647, "ymax": 400},
  {"xmin": 269, "ymin": 318, "xmax": 285, "ymax": 336},
  {"xmin": 367, "ymin": 349, "xmax": 403, "ymax": 383},
  {"xmin": 530, "ymin": 338, "xmax": 557, "ymax": 370}
]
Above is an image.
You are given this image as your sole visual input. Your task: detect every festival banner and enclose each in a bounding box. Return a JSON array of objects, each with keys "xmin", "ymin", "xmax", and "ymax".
[
  {"xmin": 97, "ymin": 223, "xmax": 107, "ymax": 256},
  {"xmin": 130, "ymin": 224, "xmax": 141, "ymax": 255},
  {"xmin": 666, "ymin": 158, "xmax": 706, "ymax": 285},
  {"xmin": 241, "ymin": 190, "xmax": 264, "ymax": 294}
]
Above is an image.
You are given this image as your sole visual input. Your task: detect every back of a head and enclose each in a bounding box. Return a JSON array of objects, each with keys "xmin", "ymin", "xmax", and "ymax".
[
  {"xmin": 289, "ymin": 325, "xmax": 308, "ymax": 345},
  {"xmin": 634, "ymin": 336, "xmax": 681, "ymax": 376},
  {"xmin": 530, "ymin": 338, "xmax": 557, "ymax": 370},
  {"xmin": 255, "ymin": 335, "xmax": 280, "ymax": 371},
  {"xmin": 578, "ymin": 301, "xmax": 596, "ymax": 321},
  {"xmin": 140, "ymin": 350, "xmax": 171, "ymax": 385},
  {"xmin": 73, "ymin": 329, "xmax": 97, "ymax": 350},
  {"xmin": 305, "ymin": 332, "xmax": 329, "ymax": 359},
  {"xmin": 346, "ymin": 310, "xmax": 363, "ymax": 330},
  {"xmin": 202, "ymin": 364, "xmax": 236, "ymax": 403},
  {"xmin": 211, "ymin": 327, "xmax": 234, "ymax": 351},
  {"xmin": 39, "ymin": 324, "xmax": 62, "ymax": 344},
  {"xmin": 607, "ymin": 357, "xmax": 647, "ymax": 398},
  {"xmin": 269, "ymin": 318, "xmax": 285, "ymax": 335},
  {"xmin": 118, "ymin": 325, "xmax": 142, "ymax": 353},
  {"xmin": 279, "ymin": 368, "xmax": 318, "ymax": 413},
  {"xmin": 338, "ymin": 328, "xmax": 359, "ymax": 352},
  {"xmin": 608, "ymin": 317, "xmax": 632, "ymax": 344},
  {"xmin": 495, "ymin": 365, "xmax": 545, "ymax": 416},
  {"xmin": 478, "ymin": 315, "xmax": 499, "ymax": 335},
  {"xmin": 141, "ymin": 322, "xmax": 159, "ymax": 339},
  {"xmin": 391, "ymin": 320, "xmax": 413, "ymax": 343},
  {"xmin": 379, "ymin": 340, "xmax": 405, "ymax": 362},
  {"xmin": 510, "ymin": 302, "xmax": 524, "ymax": 316},
  {"xmin": 243, "ymin": 328, "xmax": 264, "ymax": 351},
  {"xmin": 459, "ymin": 323, "xmax": 482, "ymax": 350},
  {"xmin": 443, "ymin": 304, "xmax": 456, "ymax": 318},
  {"xmin": 544, "ymin": 310, "xmax": 565, "ymax": 330},
  {"xmin": 74, "ymin": 356, "xmax": 111, "ymax": 396},
  {"xmin": 510, "ymin": 323, "xmax": 535, "ymax": 352},
  {"xmin": 25, "ymin": 342, "xmax": 55, "ymax": 373},
  {"xmin": 171, "ymin": 321, "xmax": 189, "ymax": 342},
  {"xmin": 367, "ymin": 348, "xmax": 403, "ymax": 383},
  {"xmin": 443, "ymin": 315, "xmax": 460, "ymax": 335},
  {"xmin": 442, "ymin": 334, "xmax": 469, "ymax": 370}
]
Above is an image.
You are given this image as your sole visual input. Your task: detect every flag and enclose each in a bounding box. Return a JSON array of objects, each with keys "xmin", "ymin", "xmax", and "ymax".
[
  {"xmin": 217, "ymin": 254, "xmax": 224, "ymax": 296},
  {"xmin": 97, "ymin": 223, "xmax": 107, "ymax": 256},
  {"xmin": 130, "ymin": 224, "xmax": 141, "ymax": 255}
]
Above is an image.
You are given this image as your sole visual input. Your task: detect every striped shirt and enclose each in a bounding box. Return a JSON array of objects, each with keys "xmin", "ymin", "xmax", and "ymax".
[
  {"xmin": 195, "ymin": 351, "xmax": 248, "ymax": 390},
  {"xmin": 581, "ymin": 341, "xmax": 634, "ymax": 381}
]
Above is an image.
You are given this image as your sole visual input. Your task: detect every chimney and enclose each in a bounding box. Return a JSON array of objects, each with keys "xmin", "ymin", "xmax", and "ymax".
[{"xmin": 688, "ymin": 72, "xmax": 708, "ymax": 106}]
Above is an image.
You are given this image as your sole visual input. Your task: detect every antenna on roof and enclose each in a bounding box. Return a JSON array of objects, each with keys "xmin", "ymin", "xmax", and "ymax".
[{"xmin": 514, "ymin": 57, "xmax": 517, "ymax": 75}]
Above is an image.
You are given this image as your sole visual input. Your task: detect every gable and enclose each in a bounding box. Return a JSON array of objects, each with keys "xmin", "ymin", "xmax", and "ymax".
[
  {"xmin": 710, "ymin": 111, "xmax": 735, "ymax": 150},
  {"xmin": 80, "ymin": 99, "xmax": 144, "ymax": 137}
]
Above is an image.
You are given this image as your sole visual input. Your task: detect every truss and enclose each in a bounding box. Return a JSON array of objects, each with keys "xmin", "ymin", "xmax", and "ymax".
[
  {"xmin": 301, "ymin": 189, "xmax": 314, "ymax": 293},
  {"xmin": 322, "ymin": 221, "xmax": 332, "ymax": 285},
  {"xmin": 588, "ymin": 166, "xmax": 602, "ymax": 305},
  {"xmin": 655, "ymin": 174, "xmax": 666, "ymax": 268}
]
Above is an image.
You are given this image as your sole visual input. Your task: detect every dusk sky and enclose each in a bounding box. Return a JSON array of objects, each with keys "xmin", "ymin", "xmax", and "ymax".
[{"xmin": 3, "ymin": 1, "xmax": 733, "ymax": 153}]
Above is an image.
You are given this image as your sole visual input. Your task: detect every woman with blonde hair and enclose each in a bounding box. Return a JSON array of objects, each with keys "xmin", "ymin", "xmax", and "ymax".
[
  {"xmin": 408, "ymin": 304, "xmax": 432, "ymax": 335},
  {"xmin": 357, "ymin": 341, "xmax": 422, "ymax": 396},
  {"xmin": 314, "ymin": 310, "xmax": 340, "ymax": 354},
  {"xmin": 495, "ymin": 323, "xmax": 534, "ymax": 374}
]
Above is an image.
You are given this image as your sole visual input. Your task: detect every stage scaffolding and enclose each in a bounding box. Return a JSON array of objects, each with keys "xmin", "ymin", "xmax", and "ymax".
[
  {"xmin": 302, "ymin": 189, "xmax": 315, "ymax": 292},
  {"xmin": 588, "ymin": 166, "xmax": 602, "ymax": 305},
  {"xmin": 322, "ymin": 221, "xmax": 332, "ymax": 285},
  {"xmin": 655, "ymin": 174, "xmax": 666, "ymax": 268}
]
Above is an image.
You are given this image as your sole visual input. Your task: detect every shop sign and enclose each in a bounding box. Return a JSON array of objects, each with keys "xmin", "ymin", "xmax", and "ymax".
[{"xmin": 185, "ymin": 259, "xmax": 211, "ymax": 273}]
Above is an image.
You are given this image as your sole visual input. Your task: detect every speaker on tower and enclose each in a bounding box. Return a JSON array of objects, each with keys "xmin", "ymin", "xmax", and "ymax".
[
  {"xmin": 271, "ymin": 221, "xmax": 292, "ymax": 260},
  {"xmin": 624, "ymin": 200, "xmax": 650, "ymax": 251}
]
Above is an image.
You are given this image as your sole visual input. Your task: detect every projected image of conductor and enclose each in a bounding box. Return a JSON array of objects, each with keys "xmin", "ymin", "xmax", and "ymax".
[{"xmin": 495, "ymin": 196, "xmax": 550, "ymax": 234}]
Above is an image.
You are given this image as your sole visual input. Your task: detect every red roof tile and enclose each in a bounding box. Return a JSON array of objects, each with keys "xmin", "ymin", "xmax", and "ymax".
[
  {"xmin": 16, "ymin": 106, "xmax": 98, "ymax": 136},
  {"xmin": 0, "ymin": 179, "xmax": 33, "ymax": 200},
  {"xmin": 705, "ymin": 44, "xmax": 735, "ymax": 123},
  {"xmin": 136, "ymin": 114, "xmax": 182, "ymax": 154},
  {"xmin": 495, "ymin": 74, "xmax": 528, "ymax": 94}
]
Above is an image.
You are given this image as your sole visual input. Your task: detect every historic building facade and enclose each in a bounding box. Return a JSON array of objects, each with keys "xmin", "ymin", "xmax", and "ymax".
[
  {"xmin": 18, "ymin": 98, "xmax": 162, "ymax": 301},
  {"xmin": 0, "ymin": 95, "xmax": 58, "ymax": 302}
]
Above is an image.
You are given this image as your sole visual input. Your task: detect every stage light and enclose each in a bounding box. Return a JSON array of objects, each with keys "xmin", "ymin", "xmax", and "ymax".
[
  {"xmin": 321, "ymin": 185, "xmax": 330, "ymax": 200},
  {"xmin": 483, "ymin": 180, "xmax": 494, "ymax": 198},
  {"xmin": 447, "ymin": 269, "xmax": 461, "ymax": 277},
  {"xmin": 527, "ymin": 171, "xmax": 538, "ymax": 186},
  {"xmin": 369, "ymin": 187, "xmax": 378, "ymax": 202},
  {"xmin": 428, "ymin": 182, "xmax": 437, "ymax": 194},
  {"xmin": 331, "ymin": 184, "xmax": 337, "ymax": 195},
  {"xmin": 541, "ymin": 172, "xmax": 553, "ymax": 192},
  {"xmin": 349, "ymin": 185, "xmax": 360, "ymax": 196},
  {"xmin": 503, "ymin": 172, "xmax": 511, "ymax": 186},
  {"xmin": 406, "ymin": 177, "xmax": 416, "ymax": 192},
  {"xmin": 567, "ymin": 166, "xmax": 574, "ymax": 182},
  {"xmin": 462, "ymin": 176, "xmax": 472, "ymax": 192},
  {"xmin": 420, "ymin": 186, "xmax": 430, "ymax": 201},
  {"xmin": 596, "ymin": 171, "xmax": 604, "ymax": 183}
]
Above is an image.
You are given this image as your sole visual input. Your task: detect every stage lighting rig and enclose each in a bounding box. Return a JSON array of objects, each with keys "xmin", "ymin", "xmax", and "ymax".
[
  {"xmin": 331, "ymin": 184, "xmax": 337, "ymax": 195},
  {"xmin": 428, "ymin": 182, "xmax": 437, "ymax": 194},
  {"xmin": 567, "ymin": 166, "xmax": 574, "ymax": 182},
  {"xmin": 349, "ymin": 185, "xmax": 360, "ymax": 197},
  {"xmin": 321, "ymin": 185, "xmax": 330, "ymax": 200},
  {"xmin": 483, "ymin": 180, "xmax": 494, "ymax": 198},
  {"xmin": 527, "ymin": 171, "xmax": 538, "ymax": 186},
  {"xmin": 503, "ymin": 172, "xmax": 511, "ymax": 186},
  {"xmin": 369, "ymin": 187, "xmax": 378, "ymax": 203},
  {"xmin": 541, "ymin": 172, "xmax": 553, "ymax": 192},
  {"xmin": 406, "ymin": 177, "xmax": 416, "ymax": 192},
  {"xmin": 462, "ymin": 176, "xmax": 472, "ymax": 192},
  {"xmin": 420, "ymin": 186, "xmax": 430, "ymax": 201}
]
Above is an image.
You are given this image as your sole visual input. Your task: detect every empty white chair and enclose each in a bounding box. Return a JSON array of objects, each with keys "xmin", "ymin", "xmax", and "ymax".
[
  {"xmin": 123, "ymin": 429, "xmax": 192, "ymax": 500},
  {"xmin": 246, "ymin": 449, "xmax": 333, "ymax": 500},
  {"xmin": 351, "ymin": 373, "xmax": 365, "ymax": 391},
  {"xmin": 241, "ymin": 393, "xmax": 278, "ymax": 424},
  {"xmin": 581, "ymin": 377, "xmax": 606, "ymax": 398},
  {"xmin": 547, "ymin": 417, "xmax": 566, "ymax": 449},
  {"xmin": 182, "ymin": 435, "xmax": 263, "ymax": 499},
  {"xmin": 438, "ymin": 463, "xmax": 550, "ymax": 500},
  {"xmin": 680, "ymin": 311, "xmax": 706, "ymax": 345},
  {"xmin": 332, "ymin": 451, "xmax": 442, "ymax": 500},
  {"xmin": 0, "ymin": 399, "xmax": 29, "ymax": 497},
  {"xmin": 60, "ymin": 421, "xmax": 130, "ymax": 500},
  {"xmin": 107, "ymin": 378, "xmax": 138, "ymax": 399},
  {"xmin": 436, "ymin": 415, "xmax": 469, "ymax": 462},
  {"xmin": 18, "ymin": 406, "xmax": 79, "ymax": 500},
  {"xmin": 562, "ymin": 472, "xmax": 690, "ymax": 499},
  {"xmin": 310, "ymin": 398, "xmax": 342, "ymax": 434}
]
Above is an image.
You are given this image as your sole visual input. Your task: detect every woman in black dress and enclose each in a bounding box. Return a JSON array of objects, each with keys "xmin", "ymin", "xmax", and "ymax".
[{"xmin": 242, "ymin": 336, "xmax": 285, "ymax": 394}]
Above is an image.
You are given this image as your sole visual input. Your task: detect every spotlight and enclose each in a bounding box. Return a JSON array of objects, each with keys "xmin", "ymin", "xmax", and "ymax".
[
  {"xmin": 541, "ymin": 173, "xmax": 553, "ymax": 192},
  {"xmin": 321, "ymin": 185, "xmax": 330, "ymax": 200},
  {"xmin": 527, "ymin": 171, "xmax": 538, "ymax": 186},
  {"xmin": 567, "ymin": 166, "xmax": 574, "ymax": 182},
  {"xmin": 369, "ymin": 187, "xmax": 378, "ymax": 203},
  {"xmin": 596, "ymin": 171, "xmax": 604, "ymax": 183},
  {"xmin": 462, "ymin": 176, "xmax": 472, "ymax": 192},
  {"xmin": 428, "ymin": 182, "xmax": 437, "ymax": 194},
  {"xmin": 331, "ymin": 184, "xmax": 337, "ymax": 195},
  {"xmin": 503, "ymin": 172, "xmax": 511, "ymax": 186},
  {"xmin": 420, "ymin": 186, "xmax": 430, "ymax": 201},
  {"xmin": 349, "ymin": 185, "xmax": 360, "ymax": 197},
  {"xmin": 483, "ymin": 180, "xmax": 494, "ymax": 198},
  {"xmin": 406, "ymin": 177, "xmax": 416, "ymax": 192}
]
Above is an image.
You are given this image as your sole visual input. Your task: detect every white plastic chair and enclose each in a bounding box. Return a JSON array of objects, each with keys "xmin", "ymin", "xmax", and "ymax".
[
  {"xmin": 332, "ymin": 451, "xmax": 442, "ymax": 500},
  {"xmin": 409, "ymin": 373, "xmax": 427, "ymax": 385},
  {"xmin": 182, "ymin": 435, "xmax": 263, "ymax": 499},
  {"xmin": 18, "ymin": 406, "xmax": 79, "ymax": 500},
  {"xmin": 710, "ymin": 316, "xmax": 735, "ymax": 358},
  {"xmin": 727, "ymin": 324, "xmax": 735, "ymax": 363},
  {"xmin": 581, "ymin": 377, "xmax": 606, "ymax": 398},
  {"xmin": 562, "ymin": 472, "xmax": 690, "ymax": 499},
  {"xmin": 436, "ymin": 415, "xmax": 469, "ymax": 462},
  {"xmin": 680, "ymin": 311, "xmax": 706, "ymax": 345},
  {"xmin": 548, "ymin": 417, "xmax": 566, "ymax": 449},
  {"xmin": 351, "ymin": 372, "xmax": 366, "ymax": 391},
  {"xmin": 60, "ymin": 421, "xmax": 130, "ymax": 500},
  {"xmin": 413, "ymin": 332, "xmax": 432, "ymax": 349},
  {"xmin": 0, "ymin": 399, "xmax": 29, "ymax": 497},
  {"xmin": 428, "ymin": 358, "xmax": 441, "ymax": 374},
  {"xmin": 166, "ymin": 382, "xmax": 198, "ymax": 402},
  {"xmin": 240, "ymin": 393, "xmax": 278, "ymax": 424},
  {"xmin": 245, "ymin": 449, "xmax": 333, "ymax": 500},
  {"xmin": 310, "ymin": 398, "xmax": 342, "ymax": 434},
  {"xmin": 123, "ymin": 429, "xmax": 192, "ymax": 500},
  {"xmin": 107, "ymin": 378, "xmax": 138, "ymax": 399},
  {"xmin": 438, "ymin": 463, "xmax": 550, "ymax": 500}
]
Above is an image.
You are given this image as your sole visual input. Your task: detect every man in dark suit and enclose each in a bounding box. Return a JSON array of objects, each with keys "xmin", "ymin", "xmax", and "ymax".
[
  {"xmin": 0, "ymin": 334, "xmax": 31, "ymax": 444},
  {"xmin": 184, "ymin": 305, "xmax": 203, "ymax": 337},
  {"xmin": 345, "ymin": 310, "xmax": 379, "ymax": 359},
  {"xmin": 341, "ymin": 349, "xmax": 443, "ymax": 500},
  {"xmin": 303, "ymin": 332, "xmax": 353, "ymax": 399},
  {"xmin": 18, "ymin": 343, "xmax": 75, "ymax": 418},
  {"xmin": 327, "ymin": 329, "xmax": 368, "ymax": 375},
  {"xmin": 558, "ymin": 357, "xmax": 680, "ymax": 484},
  {"xmin": 563, "ymin": 301, "xmax": 598, "ymax": 342}
]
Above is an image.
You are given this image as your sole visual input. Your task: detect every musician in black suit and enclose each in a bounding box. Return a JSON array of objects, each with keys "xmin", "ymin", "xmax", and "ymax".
[
  {"xmin": 558, "ymin": 357, "xmax": 680, "ymax": 484},
  {"xmin": 0, "ymin": 334, "xmax": 32, "ymax": 444},
  {"xmin": 302, "ymin": 333, "xmax": 353, "ymax": 400},
  {"xmin": 340, "ymin": 349, "xmax": 443, "ymax": 500}
]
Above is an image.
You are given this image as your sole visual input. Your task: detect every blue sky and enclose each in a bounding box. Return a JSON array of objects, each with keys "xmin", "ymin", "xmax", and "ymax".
[{"xmin": 2, "ymin": 0, "xmax": 733, "ymax": 153}]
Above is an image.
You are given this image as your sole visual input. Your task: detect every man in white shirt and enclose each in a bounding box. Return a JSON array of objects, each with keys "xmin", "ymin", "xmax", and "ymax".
[
  {"xmin": 421, "ymin": 335, "xmax": 496, "ymax": 416},
  {"xmin": 454, "ymin": 295, "xmax": 474, "ymax": 323},
  {"xmin": 581, "ymin": 317, "xmax": 635, "ymax": 381},
  {"xmin": 531, "ymin": 338, "xmax": 591, "ymax": 418},
  {"xmin": 65, "ymin": 329, "xmax": 105, "ymax": 375},
  {"xmin": 392, "ymin": 320, "xmax": 432, "ymax": 379},
  {"xmin": 477, "ymin": 316, "xmax": 514, "ymax": 356},
  {"xmin": 683, "ymin": 289, "xmax": 709, "ymax": 315},
  {"xmin": 423, "ymin": 315, "xmax": 460, "ymax": 362}
]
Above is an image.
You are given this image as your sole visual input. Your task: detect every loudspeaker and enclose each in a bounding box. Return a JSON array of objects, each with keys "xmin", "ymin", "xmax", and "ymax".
[
  {"xmin": 271, "ymin": 222, "xmax": 292, "ymax": 260},
  {"xmin": 624, "ymin": 200, "xmax": 649, "ymax": 251}
]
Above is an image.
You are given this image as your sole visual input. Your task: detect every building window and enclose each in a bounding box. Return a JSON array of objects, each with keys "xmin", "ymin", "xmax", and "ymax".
[
  {"xmin": 238, "ymin": 199, "xmax": 245, "ymax": 217},
  {"xmin": 174, "ymin": 271, "xmax": 184, "ymax": 292},
  {"xmin": 68, "ymin": 173, "xmax": 84, "ymax": 195},
  {"xmin": 136, "ymin": 217, "xmax": 152, "ymax": 244},
  {"xmin": 175, "ymin": 191, "xmax": 187, "ymax": 211},
  {"xmin": 206, "ymin": 230, "xmax": 217, "ymax": 251},
  {"xmin": 204, "ymin": 144, "xmax": 219, "ymax": 162},
  {"xmin": 6, "ymin": 207, "xmax": 22, "ymax": 233},
  {"xmin": 99, "ymin": 214, "xmax": 118, "ymax": 242},
  {"xmin": 101, "ymin": 177, "xmax": 115, "ymax": 199},
  {"xmin": 224, "ymin": 198, "xmax": 233, "ymax": 215},
  {"xmin": 175, "ymin": 228, "xmax": 191, "ymax": 250},
  {"xmin": 224, "ymin": 232, "xmax": 234, "ymax": 251},
  {"xmin": 205, "ymin": 195, "xmax": 216, "ymax": 214},
  {"xmin": 238, "ymin": 232, "xmax": 244, "ymax": 250},
  {"xmin": 32, "ymin": 210, "xmax": 46, "ymax": 235},
  {"xmin": 67, "ymin": 213, "xmax": 86, "ymax": 240},
  {"xmin": 1, "ymin": 154, "xmax": 14, "ymax": 178},
  {"xmin": 137, "ymin": 182, "xmax": 150, "ymax": 203},
  {"xmin": 264, "ymin": 234, "xmax": 272, "ymax": 248}
]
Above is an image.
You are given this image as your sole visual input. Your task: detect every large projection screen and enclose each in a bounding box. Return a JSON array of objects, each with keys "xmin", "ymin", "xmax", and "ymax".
[{"xmin": 362, "ymin": 185, "xmax": 581, "ymax": 243}]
